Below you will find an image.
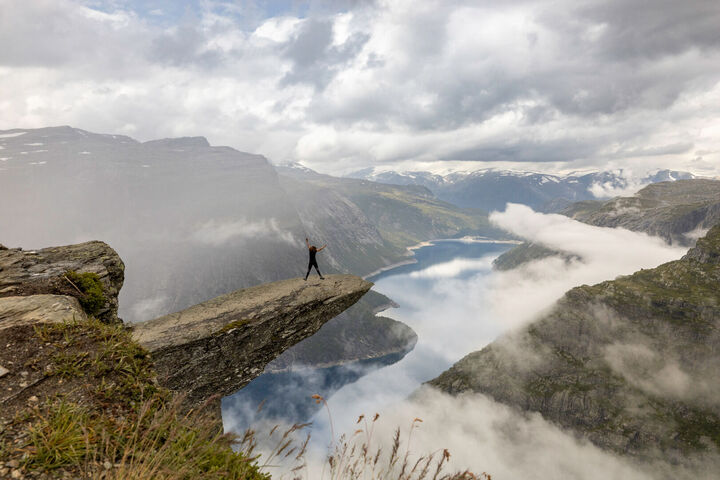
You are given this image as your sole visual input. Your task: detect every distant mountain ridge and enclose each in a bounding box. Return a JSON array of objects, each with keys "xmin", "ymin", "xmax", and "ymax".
[
  {"xmin": 0, "ymin": 126, "xmax": 502, "ymax": 371},
  {"xmin": 347, "ymin": 167, "xmax": 697, "ymax": 213}
]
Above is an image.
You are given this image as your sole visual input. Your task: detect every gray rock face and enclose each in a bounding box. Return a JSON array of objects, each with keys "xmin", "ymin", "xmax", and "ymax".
[
  {"xmin": 430, "ymin": 225, "xmax": 720, "ymax": 464},
  {"xmin": 0, "ymin": 241, "xmax": 124, "ymax": 323},
  {"xmin": 132, "ymin": 274, "xmax": 373, "ymax": 407},
  {"xmin": 0, "ymin": 294, "xmax": 87, "ymax": 330}
]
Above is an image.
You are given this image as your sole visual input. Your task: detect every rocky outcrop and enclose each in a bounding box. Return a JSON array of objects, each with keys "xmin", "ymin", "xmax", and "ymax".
[
  {"xmin": 0, "ymin": 241, "xmax": 124, "ymax": 323},
  {"xmin": 0, "ymin": 238, "xmax": 374, "ymax": 411},
  {"xmin": 0, "ymin": 294, "xmax": 87, "ymax": 330},
  {"xmin": 430, "ymin": 224, "xmax": 720, "ymax": 464},
  {"xmin": 132, "ymin": 275, "xmax": 373, "ymax": 408},
  {"xmin": 492, "ymin": 242, "xmax": 579, "ymax": 271}
]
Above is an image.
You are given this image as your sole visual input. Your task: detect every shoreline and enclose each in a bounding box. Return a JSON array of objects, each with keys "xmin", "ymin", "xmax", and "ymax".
[
  {"xmin": 363, "ymin": 258, "xmax": 418, "ymax": 280},
  {"xmin": 364, "ymin": 235, "xmax": 519, "ymax": 280},
  {"xmin": 263, "ymin": 340, "xmax": 417, "ymax": 374}
]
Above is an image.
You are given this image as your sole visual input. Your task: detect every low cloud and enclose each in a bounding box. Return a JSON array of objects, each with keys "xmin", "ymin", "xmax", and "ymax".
[
  {"xmin": 129, "ymin": 295, "xmax": 169, "ymax": 323},
  {"xmin": 191, "ymin": 218, "xmax": 295, "ymax": 246},
  {"xmin": 223, "ymin": 197, "xmax": 703, "ymax": 478},
  {"xmin": 484, "ymin": 204, "xmax": 686, "ymax": 325},
  {"xmin": 490, "ymin": 203, "xmax": 684, "ymax": 267},
  {"xmin": 588, "ymin": 179, "xmax": 648, "ymax": 198},
  {"xmin": 408, "ymin": 256, "xmax": 495, "ymax": 279},
  {"xmin": 257, "ymin": 387, "xmax": 712, "ymax": 479},
  {"xmin": 684, "ymin": 226, "xmax": 710, "ymax": 241}
]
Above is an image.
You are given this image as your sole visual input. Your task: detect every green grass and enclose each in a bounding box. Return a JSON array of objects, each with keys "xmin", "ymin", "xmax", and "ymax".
[
  {"xmin": 25, "ymin": 400, "xmax": 89, "ymax": 470},
  {"xmin": 9, "ymin": 316, "xmax": 493, "ymax": 479},
  {"xmin": 14, "ymin": 317, "xmax": 268, "ymax": 479},
  {"xmin": 65, "ymin": 270, "xmax": 106, "ymax": 315}
]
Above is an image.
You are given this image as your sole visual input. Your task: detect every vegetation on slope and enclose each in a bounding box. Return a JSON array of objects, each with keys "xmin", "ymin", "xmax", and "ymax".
[
  {"xmin": 491, "ymin": 243, "xmax": 578, "ymax": 271},
  {"xmin": 1, "ymin": 314, "xmax": 487, "ymax": 479},
  {"xmin": 431, "ymin": 224, "xmax": 720, "ymax": 463},
  {"xmin": 0, "ymin": 316, "xmax": 266, "ymax": 479}
]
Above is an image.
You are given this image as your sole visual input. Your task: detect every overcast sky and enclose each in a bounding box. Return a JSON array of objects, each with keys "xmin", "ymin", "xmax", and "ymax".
[{"xmin": 1, "ymin": 0, "xmax": 719, "ymax": 176}]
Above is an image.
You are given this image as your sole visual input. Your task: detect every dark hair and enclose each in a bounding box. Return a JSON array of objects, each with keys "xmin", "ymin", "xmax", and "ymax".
[{"xmin": 310, "ymin": 246, "xmax": 317, "ymax": 252}]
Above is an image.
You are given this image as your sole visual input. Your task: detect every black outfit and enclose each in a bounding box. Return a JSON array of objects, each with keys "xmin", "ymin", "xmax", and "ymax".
[{"xmin": 305, "ymin": 248, "xmax": 324, "ymax": 280}]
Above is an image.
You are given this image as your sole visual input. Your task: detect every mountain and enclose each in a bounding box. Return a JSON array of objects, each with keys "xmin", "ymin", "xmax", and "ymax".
[
  {"xmin": 348, "ymin": 167, "xmax": 697, "ymax": 213},
  {"xmin": 563, "ymin": 179, "xmax": 720, "ymax": 246},
  {"xmin": 277, "ymin": 164, "xmax": 503, "ymax": 265},
  {"xmin": 493, "ymin": 179, "xmax": 720, "ymax": 270},
  {"xmin": 0, "ymin": 126, "xmax": 304, "ymax": 322},
  {"xmin": 429, "ymin": 225, "xmax": 720, "ymax": 466},
  {"xmin": 0, "ymin": 126, "xmax": 502, "ymax": 370}
]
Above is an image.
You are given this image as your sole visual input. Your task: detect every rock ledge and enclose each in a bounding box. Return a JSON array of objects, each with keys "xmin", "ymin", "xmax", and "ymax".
[{"xmin": 133, "ymin": 275, "xmax": 373, "ymax": 407}]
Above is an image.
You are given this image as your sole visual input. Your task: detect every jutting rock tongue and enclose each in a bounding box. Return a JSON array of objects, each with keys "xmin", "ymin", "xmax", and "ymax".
[{"xmin": 132, "ymin": 275, "xmax": 373, "ymax": 408}]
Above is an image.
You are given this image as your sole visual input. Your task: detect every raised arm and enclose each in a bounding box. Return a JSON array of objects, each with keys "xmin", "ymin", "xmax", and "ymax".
[
  {"xmin": 305, "ymin": 237, "xmax": 310, "ymax": 249},
  {"xmin": 318, "ymin": 244, "xmax": 327, "ymax": 251}
]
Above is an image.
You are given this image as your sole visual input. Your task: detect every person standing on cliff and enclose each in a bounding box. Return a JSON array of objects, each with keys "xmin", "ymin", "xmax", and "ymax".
[{"xmin": 305, "ymin": 237, "xmax": 326, "ymax": 280}]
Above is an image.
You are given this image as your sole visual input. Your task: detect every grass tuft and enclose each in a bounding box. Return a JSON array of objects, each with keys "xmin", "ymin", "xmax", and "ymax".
[{"xmin": 65, "ymin": 270, "xmax": 106, "ymax": 315}]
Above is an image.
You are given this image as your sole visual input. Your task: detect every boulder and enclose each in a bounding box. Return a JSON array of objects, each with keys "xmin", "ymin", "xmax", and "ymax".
[{"xmin": 0, "ymin": 241, "xmax": 124, "ymax": 323}]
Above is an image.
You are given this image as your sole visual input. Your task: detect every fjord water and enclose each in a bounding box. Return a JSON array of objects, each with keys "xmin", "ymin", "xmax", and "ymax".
[{"xmin": 222, "ymin": 239, "xmax": 512, "ymax": 436}]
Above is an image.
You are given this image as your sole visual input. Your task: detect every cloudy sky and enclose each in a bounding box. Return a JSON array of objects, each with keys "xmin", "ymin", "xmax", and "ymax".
[{"xmin": 1, "ymin": 0, "xmax": 719, "ymax": 175}]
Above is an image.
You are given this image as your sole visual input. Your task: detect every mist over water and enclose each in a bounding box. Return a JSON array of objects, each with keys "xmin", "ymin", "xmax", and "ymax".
[
  {"xmin": 223, "ymin": 207, "xmax": 696, "ymax": 479},
  {"xmin": 222, "ymin": 240, "xmax": 511, "ymax": 430}
]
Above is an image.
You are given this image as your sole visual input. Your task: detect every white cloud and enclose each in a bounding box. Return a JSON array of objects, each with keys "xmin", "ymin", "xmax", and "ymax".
[
  {"xmin": 588, "ymin": 179, "xmax": 647, "ymax": 198},
  {"xmin": 1, "ymin": 0, "xmax": 719, "ymax": 176},
  {"xmin": 490, "ymin": 203, "xmax": 684, "ymax": 268},
  {"xmin": 684, "ymin": 226, "xmax": 710, "ymax": 241},
  {"xmin": 225, "ymin": 207, "xmax": 706, "ymax": 477},
  {"xmin": 408, "ymin": 256, "xmax": 495, "ymax": 278},
  {"xmin": 192, "ymin": 218, "xmax": 295, "ymax": 246}
]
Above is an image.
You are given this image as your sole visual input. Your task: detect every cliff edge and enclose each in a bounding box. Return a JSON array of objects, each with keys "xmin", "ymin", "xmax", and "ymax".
[
  {"xmin": 132, "ymin": 275, "xmax": 373, "ymax": 407},
  {"xmin": 0, "ymin": 240, "xmax": 372, "ymax": 409},
  {"xmin": 0, "ymin": 241, "xmax": 371, "ymax": 478}
]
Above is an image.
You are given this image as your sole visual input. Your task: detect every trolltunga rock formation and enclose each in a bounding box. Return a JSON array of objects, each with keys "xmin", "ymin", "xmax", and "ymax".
[
  {"xmin": 0, "ymin": 239, "xmax": 373, "ymax": 410},
  {"xmin": 132, "ymin": 275, "xmax": 373, "ymax": 408}
]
